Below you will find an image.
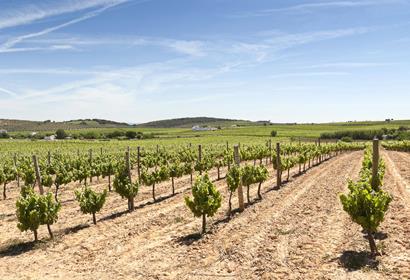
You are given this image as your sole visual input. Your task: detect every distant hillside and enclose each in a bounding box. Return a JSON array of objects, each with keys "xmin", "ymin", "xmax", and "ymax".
[
  {"xmin": 136, "ymin": 117, "xmax": 258, "ymax": 128},
  {"xmin": 0, "ymin": 118, "xmax": 132, "ymax": 132}
]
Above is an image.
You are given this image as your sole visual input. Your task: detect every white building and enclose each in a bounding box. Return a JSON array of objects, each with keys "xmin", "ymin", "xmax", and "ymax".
[
  {"xmin": 192, "ymin": 125, "xmax": 217, "ymax": 131},
  {"xmin": 44, "ymin": 135, "xmax": 56, "ymax": 141}
]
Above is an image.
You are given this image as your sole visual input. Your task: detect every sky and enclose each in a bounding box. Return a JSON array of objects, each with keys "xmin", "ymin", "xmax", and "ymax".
[{"xmin": 0, "ymin": 0, "xmax": 409, "ymax": 124}]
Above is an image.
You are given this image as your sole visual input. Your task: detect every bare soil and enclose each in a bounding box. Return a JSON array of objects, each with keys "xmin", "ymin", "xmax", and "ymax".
[{"xmin": 0, "ymin": 151, "xmax": 409, "ymax": 279}]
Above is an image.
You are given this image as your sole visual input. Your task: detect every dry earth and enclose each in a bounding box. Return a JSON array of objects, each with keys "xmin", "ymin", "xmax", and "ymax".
[{"xmin": 0, "ymin": 150, "xmax": 409, "ymax": 279}]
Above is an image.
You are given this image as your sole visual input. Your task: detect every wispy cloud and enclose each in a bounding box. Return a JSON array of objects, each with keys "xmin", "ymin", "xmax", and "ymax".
[
  {"xmin": 0, "ymin": 0, "xmax": 128, "ymax": 30},
  {"xmin": 232, "ymin": 0, "xmax": 407, "ymax": 17},
  {"xmin": 304, "ymin": 62, "xmax": 397, "ymax": 68},
  {"xmin": 0, "ymin": 2, "xmax": 127, "ymax": 52},
  {"xmin": 0, "ymin": 87, "xmax": 17, "ymax": 97},
  {"xmin": 270, "ymin": 72, "xmax": 350, "ymax": 79}
]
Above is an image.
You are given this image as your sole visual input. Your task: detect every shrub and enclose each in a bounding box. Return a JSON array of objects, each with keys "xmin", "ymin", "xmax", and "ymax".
[
  {"xmin": 125, "ymin": 131, "xmax": 137, "ymax": 139},
  {"xmin": 270, "ymin": 130, "xmax": 277, "ymax": 137},
  {"xmin": 113, "ymin": 167, "xmax": 139, "ymax": 211},
  {"xmin": 75, "ymin": 187, "xmax": 107, "ymax": 224},
  {"xmin": 341, "ymin": 136, "xmax": 353, "ymax": 143},
  {"xmin": 340, "ymin": 181, "xmax": 392, "ymax": 256},
  {"xmin": 185, "ymin": 174, "xmax": 222, "ymax": 234},
  {"xmin": 55, "ymin": 129, "xmax": 67, "ymax": 139},
  {"xmin": 226, "ymin": 165, "xmax": 241, "ymax": 215},
  {"xmin": 16, "ymin": 188, "xmax": 61, "ymax": 241},
  {"xmin": 38, "ymin": 192, "xmax": 61, "ymax": 239},
  {"xmin": 0, "ymin": 131, "xmax": 9, "ymax": 138}
]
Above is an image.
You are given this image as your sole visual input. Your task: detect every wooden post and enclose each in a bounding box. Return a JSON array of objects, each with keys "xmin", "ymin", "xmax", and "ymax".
[
  {"xmin": 47, "ymin": 151, "xmax": 51, "ymax": 166},
  {"xmin": 276, "ymin": 143, "xmax": 282, "ymax": 188},
  {"xmin": 371, "ymin": 139, "xmax": 380, "ymax": 189},
  {"xmin": 137, "ymin": 146, "xmax": 141, "ymax": 182},
  {"xmin": 32, "ymin": 155, "xmax": 44, "ymax": 195},
  {"xmin": 13, "ymin": 153, "xmax": 20, "ymax": 188},
  {"xmin": 89, "ymin": 149, "xmax": 93, "ymax": 183},
  {"xmin": 198, "ymin": 144, "xmax": 203, "ymax": 175},
  {"xmin": 226, "ymin": 141, "xmax": 229, "ymax": 151},
  {"xmin": 100, "ymin": 147, "xmax": 103, "ymax": 155},
  {"xmin": 126, "ymin": 150, "xmax": 132, "ymax": 182},
  {"xmin": 269, "ymin": 139, "xmax": 272, "ymax": 164},
  {"xmin": 77, "ymin": 149, "xmax": 80, "ymax": 157},
  {"xmin": 125, "ymin": 149, "xmax": 134, "ymax": 211},
  {"xmin": 234, "ymin": 145, "xmax": 245, "ymax": 212},
  {"xmin": 156, "ymin": 144, "xmax": 159, "ymax": 154}
]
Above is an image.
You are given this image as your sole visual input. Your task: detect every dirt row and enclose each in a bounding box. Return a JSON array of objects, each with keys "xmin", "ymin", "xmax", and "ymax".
[{"xmin": 0, "ymin": 151, "xmax": 409, "ymax": 279}]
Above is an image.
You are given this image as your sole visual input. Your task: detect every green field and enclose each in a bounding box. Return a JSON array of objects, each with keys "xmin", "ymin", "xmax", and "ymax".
[{"xmin": 1, "ymin": 120, "xmax": 409, "ymax": 154}]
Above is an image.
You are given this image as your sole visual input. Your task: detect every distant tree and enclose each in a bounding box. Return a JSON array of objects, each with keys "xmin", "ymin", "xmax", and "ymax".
[
  {"xmin": 106, "ymin": 130, "xmax": 125, "ymax": 139},
  {"xmin": 125, "ymin": 131, "xmax": 137, "ymax": 139},
  {"xmin": 55, "ymin": 129, "xmax": 67, "ymax": 139},
  {"xmin": 0, "ymin": 131, "xmax": 9, "ymax": 139},
  {"xmin": 80, "ymin": 131, "xmax": 99, "ymax": 139},
  {"xmin": 270, "ymin": 130, "xmax": 278, "ymax": 137},
  {"xmin": 136, "ymin": 132, "xmax": 144, "ymax": 139}
]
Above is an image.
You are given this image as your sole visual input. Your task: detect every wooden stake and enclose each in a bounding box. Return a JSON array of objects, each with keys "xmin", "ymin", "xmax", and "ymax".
[
  {"xmin": 276, "ymin": 143, "xmax": 282, "ymax": 188},
  {"xmin": 125, "ymin": 149, "xmax": 134, "ymax": 211},
  {"xmin": 371, "ymin": 138, "xmax": 380, "ymax": 189},
  {"xmin": 13, "ymin": 153, "xmax": 20, "ymax": 188},
  {"xmin": 234, "ymin": 145, "xmax": 245, "ymax": 212},
  {"xmin": 89, "ymin": 149, "xmax": 93, "ymax": 183},
  {"xmin": 137, "ymin": 146, "xmax": 141, "ymax": 183},
  {"xmin": 47, "ymin": 151, "xmax": 51, "ymax": 166},
  {"xmin": 32, "ymin": 155, "xmax": 44, "ymax": 195},
  {"xmin": 198, "ymin": 144, "xmax": 202, "ymax": 175}
]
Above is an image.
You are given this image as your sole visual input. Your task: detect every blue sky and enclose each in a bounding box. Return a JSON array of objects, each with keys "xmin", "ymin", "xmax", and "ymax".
[{"xmin": 0, "ymin": 0, "xmax": 409, "ymax": 123}]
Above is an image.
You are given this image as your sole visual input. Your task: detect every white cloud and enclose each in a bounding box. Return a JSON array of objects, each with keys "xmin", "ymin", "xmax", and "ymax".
[
  {"xmin": 233, "ymin": 0, "xmax": 407, "ymax": 17},
  {"xmin": 0, "ymin": 87, "xmax": 17, "ymax": 97},
  {"xmin": 270, "ymin": 72, "xmax": 350, "ymax": 79},
  {"xmin": 0, "ymin": 0, "xmax": 128, "ymax": 30},
  {"xmin": 305, "ymin": 62, "xmax": 397, "ymax": 68},
  {"xmin": 0, "ymin": 2, "xmax": 126, "ymax": 52}
]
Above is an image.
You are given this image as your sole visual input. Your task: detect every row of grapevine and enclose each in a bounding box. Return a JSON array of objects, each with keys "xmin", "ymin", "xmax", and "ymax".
[
  {"xmin": 382, "ymin": 140, "xmax": 410, "ymax": 152},
  {"xmin": 5, "ymin": 141, "xmax": 366, "ymax": 241},
  {"xmin": 340, "ymin": 140, "xmax": 392, "ymax": 257},
  {"xmin": 184, "ymin": 142, "xmax": 366, "ymax": 235}
]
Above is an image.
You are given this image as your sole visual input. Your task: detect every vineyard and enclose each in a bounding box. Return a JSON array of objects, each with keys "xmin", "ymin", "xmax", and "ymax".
[{"xmin": 0, "ymin": 140, "xmax": 409, "ymax": 279}]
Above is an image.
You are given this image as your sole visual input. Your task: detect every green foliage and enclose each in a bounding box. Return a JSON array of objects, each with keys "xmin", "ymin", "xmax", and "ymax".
[
  {"xmin": 125, "ymin": 131, "xmax": 137, "ymax": 139},
  {"xmin": 270, "ymin": 130, "xmax": 277, "ymax": 137},
  {"xmin": 341, "ymin": 136, "xmax": 353, "ymax": 142},
  {"xmin": 185, "ymin": 174, "xmax": 222, "ymax": 233},
  {"xmin": 55, "ymin": 129, "xmax": 67, "ymax": 139},
  {"xmin": 38, "ymin": 192, "xmax": 61, "ymax": 227},
  {"xmin": 113, "ymin": 168, "xmax": 139, "ymax": 200},
  {"xmin": 75, "ymin": 186, "xmax": 107, "ymax": 224},
  {"xmin": 226, "ymin": 165, "xmax": 241, "ymax": 193},
  {"xmin": 16, "ymin": 188, "xmax": 41, "ymax": 239},
  {"xmin": 340, "ymin": 180, "xmax": 392, "ymax": 232},
  {"xmin": 16, "ymin": 188, "xmax": 61, "ymax": 241},
  {"xmin": 185, "ymin": 175, "xmax": 222, "ymax": 217},
  {"xmin": 340, "ymin": 148, "xmax": 392, "ymax": 256}
]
